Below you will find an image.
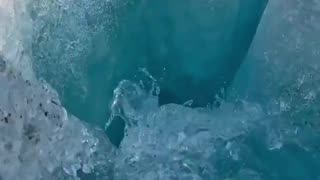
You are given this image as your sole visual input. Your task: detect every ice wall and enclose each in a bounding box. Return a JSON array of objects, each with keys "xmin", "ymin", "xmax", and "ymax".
[
  {"xmin": 31, "ymin": 0, "xmax": 117, "ymax": 93},
  {"xmin": 232, "ymin": 0, "xmax": 320, "ymax": 102},
  {"xmin": 30, "ymin": 0, "xmax": 119, "ymax": 126},
  {"xmin": 105, "ymin": 0, "xmax": 268, "ymax": 106},
  {"xmin": 30, "ymin": 0, "xmax": 267, "ymax": 127},
  {"xmin": 230, "ymin": 0, "xmax": 320, "ymax": 176}
]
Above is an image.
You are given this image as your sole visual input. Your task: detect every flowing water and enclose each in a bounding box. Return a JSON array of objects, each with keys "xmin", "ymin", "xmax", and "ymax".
[{"xmin": 0, "ymin": 0, "xmax": 320, "ymax": 179}]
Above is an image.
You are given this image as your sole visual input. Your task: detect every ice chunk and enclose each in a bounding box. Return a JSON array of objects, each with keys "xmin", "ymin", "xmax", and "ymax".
[
  {"xmin": 109, "ymin": 81, "xmax": 264, "ymax": 179},
  {"xmin": 0, "ymin": 72, "xmax": 115, "ymax": 180}
]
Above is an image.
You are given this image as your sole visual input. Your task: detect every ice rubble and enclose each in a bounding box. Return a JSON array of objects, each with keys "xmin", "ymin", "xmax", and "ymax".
[
  {"xmin": 0, "ymin": 71, "xmax": 115, "ymax": 180},
  {"xmin": 110, "ymin": 80, "xmax": 265, "ymax": 179}
]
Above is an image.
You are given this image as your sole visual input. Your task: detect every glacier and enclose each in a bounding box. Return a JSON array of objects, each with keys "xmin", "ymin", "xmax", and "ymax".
[
  {"xmin": 0, "ymin": 71, "xmax": 115, "ymax": 180},
  {"xmin": 0, "ymin": 0, "xmax": 320, "ymax": 179},
  {"xmin": 30, "ymin": 0, "xmax": 267, "ymax": 126}
]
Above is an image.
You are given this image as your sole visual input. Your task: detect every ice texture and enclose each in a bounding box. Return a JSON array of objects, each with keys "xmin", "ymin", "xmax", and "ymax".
[
  {"xmin": 0, "ymin": 0, "xmax": 34, "ymax": 80},
  {"xmin": 110, "ymin": 80, "xmax": 265, "ymax": 179},
  {"xmin": 231, "ymin": 0, "xmax": 320, "ymax": 151},
  {"xmin": 90, "ymin": 0, "xmax": 267, "ymax": 106},
  {"xmin": 0, "ymin": 71, "xmax": 115, "ymax": 180},
  {"xmin": 1, "ymin": 0, "xmax": 320, "ymax": 179},
  {"xmin": 29, "ymin": 0, "xmax": 267, "ymax": 128},
  {"xmin": 108, "ymin": 76, "xmax": 320, "ymax": 179},
  {"xmin": 31, "ymin": 0, "xmax": 117, "ymax": 98},
  {"xmin": 29, "ymin": 0, "xmax": 121, "ymax": 126}
]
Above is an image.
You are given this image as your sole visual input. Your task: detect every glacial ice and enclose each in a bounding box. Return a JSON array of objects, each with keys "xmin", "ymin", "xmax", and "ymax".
[
  {"xmin": 110, "ymin": 79, "xmax": 320, "ymax": 179},
  {"xmin": 109, "ymin": 0, "xmax": 320, "ymax": 179},
  {"xmin": 31, "ymin": 0, "xmax": 117, "ymax": 98},
  {"xmin": 0, "ymin": 71, "xmax": 115, "ymax": 180},
  {"xmin": 231, "ymin": 0, "xmax": 320, "ymax": 151},
  {"xmin": 1, "ymin": 0, "xmax": 320, "ymax": 179},
  {"xmin": 29, "ymin": 0, "xmax": 268, "ymax": 128},
  {"xmin": 104, "ymin": 0, "xmax": 267, "ymax": 106},
  {"xmin": 0, "ymin": 0, "xmax": 34, "ymax": 80},
  {"xmin": 110, "ymin": 80, "xmax": 265, "ymax": 179}
]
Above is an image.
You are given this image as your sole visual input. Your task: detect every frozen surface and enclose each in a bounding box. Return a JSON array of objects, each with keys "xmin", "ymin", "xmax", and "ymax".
[
  {"xmin": 231, "ymin": 0, "xmax": 320, "ymax": 151},
  {"xmin": 0, "ymin": 71, "xmax": 115, "ymax": 180},
  {"xmin": 1, "ymin": 0, "xmax": 320, "ymax": 179},
  {"xmin": 31, "ymin": 0, "xmax": 117, "ymax": 98},
  {"xmin": 232, "ymin": 0, "xmax": 320, "ymax": 99},
  {"xmin": 0, "ymin": 0, "xmax": 34, "ymax": 80}
]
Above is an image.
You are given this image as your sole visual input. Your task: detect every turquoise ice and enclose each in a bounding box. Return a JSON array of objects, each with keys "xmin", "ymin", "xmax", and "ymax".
[
  {"xmin": 31, "ymin": 0, "xmax": 267, "ymax": 125},
  {"xmin": 0, "ymin": 0, "xmax": 320, "ymax": 179}
]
